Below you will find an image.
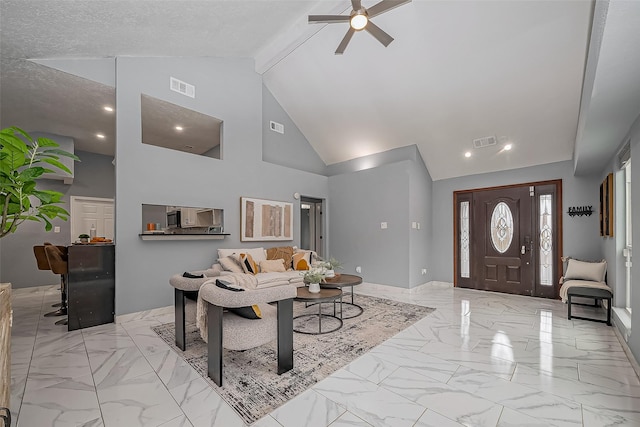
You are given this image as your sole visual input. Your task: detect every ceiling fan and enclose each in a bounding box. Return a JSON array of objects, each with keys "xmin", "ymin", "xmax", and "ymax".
[{"xmin": 309, "ymin": 0, "xmax": 411, "ymax": 55}]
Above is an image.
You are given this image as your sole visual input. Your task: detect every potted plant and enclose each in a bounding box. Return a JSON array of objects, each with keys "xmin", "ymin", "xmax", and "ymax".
[
  {"xmin": 303, "ymin": 267, "xmax": 326, "ymax": 293},
  {"xmin": 0, "ymin": 127, "xmax": 79, "ymax": 238},
  {"xmin": 78, "ymin": 234, "xmax": 90, "ymax": 244},
  {"xmin": 322, "ymin": 257, "xmax": 343, "ymax": 278}
]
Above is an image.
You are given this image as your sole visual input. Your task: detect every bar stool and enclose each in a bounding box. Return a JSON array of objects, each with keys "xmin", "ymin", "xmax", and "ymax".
[
  {"xmin": 34, "ymin": 245, "xmax": 63, "ymax": 311},
  {"xmin": 44, "ymin": 244, "xmax": 69, "ymax": 326}
]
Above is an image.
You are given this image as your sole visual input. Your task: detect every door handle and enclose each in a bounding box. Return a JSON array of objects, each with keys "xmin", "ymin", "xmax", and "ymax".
[{"xmin": 521, "ymin": 245, "xmax": 526, "ymax": 254}]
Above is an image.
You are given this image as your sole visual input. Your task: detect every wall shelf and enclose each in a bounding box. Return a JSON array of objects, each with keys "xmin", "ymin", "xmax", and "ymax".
[{"xmin": 139, "ymin": 234, "xmax": 229, "ymax": 241}]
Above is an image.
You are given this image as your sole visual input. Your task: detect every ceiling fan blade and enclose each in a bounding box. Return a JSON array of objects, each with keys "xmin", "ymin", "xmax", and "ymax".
[
  {"xmin": 309, "ymin": 15, "xmax": 350, "ymax": 24},
  {"xmin": 351, "ymin": 0, "xmax": 362, "ymax": 10},
  {"xmin": 335, "ymin": 27, "xmax": 356, "ymax": 55},
  {"xmin": 364, "ymin": 21, "xmax": 394, "ymax": 47},
  {"xmin": 366, "ymin": 0, "xmax": 411, "ymax": 18}
]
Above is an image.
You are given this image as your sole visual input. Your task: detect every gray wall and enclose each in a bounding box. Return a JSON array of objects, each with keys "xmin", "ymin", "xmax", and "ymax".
[
  {"xmin": 431, "ymin": 160, "xmax": 602, "ymax": 282},
  {"xmin": 328, "ymin": 160, "xmax": 411, "ymax": 288},
  {"xmin": 626, "ymin": 114, "xmax": 640, "ymax": 360},
  {"xmin": 262, "ymin": 84, "xmax": 327, "ymax": 175},
  {"xmin": 0, "ymin": 147, "xmax": 115, "ymax": 288},
  {"xmin": 408, "ymin": 151, "xmax": 433, "ymax": 285},
  {"xmin": 115, "ymin": 57, "xmax": 329, "ymax": 315}
]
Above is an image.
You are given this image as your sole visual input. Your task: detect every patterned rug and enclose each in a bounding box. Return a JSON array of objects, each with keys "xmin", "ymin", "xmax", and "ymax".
[{"xmin": 152, "ymin": 294, "xmax": 435, "ymax": 425}]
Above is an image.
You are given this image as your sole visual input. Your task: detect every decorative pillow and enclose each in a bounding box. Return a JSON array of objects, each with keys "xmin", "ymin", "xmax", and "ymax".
[
  {"xmin": 259, "ymin": 259, "xmax": 286, "ymax": 273},
  {"xmin": 182, "ymin": 272, "xmax": 204, "ymax": 279},
  {"xmin": 564, "ymin": 258, "xmax": 607, "ymax": 282},
  {"xmin": 215, "ymin": 279, "xmax": 244, "ymax": 292},
  {"xmin": 209, "ymin": 263, "xmax": 223, "ymax": 275},
  {"xmin": 218, "ymin": 256, "xmax": 244, "ymax": 273},
  {"xmin": 214, "ymin": 280, "xmax": 261, "ymax": 319},
  {"xmin": 292, "ymin": 251, "xmax": 311, "ymax": 270},
  {"xmin": 229, "ymin": 305, "xmax": 262, "ymax": 319},
  {"xmin": 239, "ymin": 253, "xmax": 260, "ymax": 275},
  {"xmin": 266, "ymin": 246, "xmax": 294, "ymax": 269},
  {"xmin": 218, "ymin": 247, "xmax": 266, "ymax": 262}
]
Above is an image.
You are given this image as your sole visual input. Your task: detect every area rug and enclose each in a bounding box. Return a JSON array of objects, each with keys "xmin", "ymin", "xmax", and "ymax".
[{"xmin": 152, "ymin": 294, "xmax": 435, "ymax": 425}]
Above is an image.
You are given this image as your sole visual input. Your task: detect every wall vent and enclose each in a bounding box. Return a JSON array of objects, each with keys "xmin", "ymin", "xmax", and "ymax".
[
  {"xmin": 472, "ymin": 135, "xmax": 497, "ymax": 149},
  {"xmin": 170, "ymin": 77, "xmax": 195, "ymax": 98},
  {"xmin": 270, "ymin": 121, "xmax": 284, "ymax": 134}
]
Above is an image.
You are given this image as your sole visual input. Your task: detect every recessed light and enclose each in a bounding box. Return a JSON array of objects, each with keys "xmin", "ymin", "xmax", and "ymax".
[
  {"xmin": 504, "ymin": 144, "xmax": 512, "ymax": 151},
  {"xmin": 175, "ymin": 126, "xmax": 183, "ymax": 131},
  {"xmin": 103, "ymin": 106, "xmax": 114, "ymax": 112},
  {"xmin": 464, "ymin": 151, "xmax": 471, "ymax": 158},
  {"xmin": 96, "ymin": 133, "xmax": 105, "ymax": 139}
]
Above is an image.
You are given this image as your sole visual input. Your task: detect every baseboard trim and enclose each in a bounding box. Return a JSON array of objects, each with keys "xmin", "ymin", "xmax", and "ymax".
[
  {"xmin": 355, "ymin": 281, "xmax": 453, "ymax": 296},
  {"xmin": 611, "ymin": 311, "xmax": 640, "ymax": 381}
]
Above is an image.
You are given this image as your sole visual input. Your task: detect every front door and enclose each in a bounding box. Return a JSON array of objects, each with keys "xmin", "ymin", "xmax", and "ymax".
[
  {"xmin": 454, "ymin": 181, "xmax": 561, "ymax": 298},
  {"xmin": 474, "ymin": 186, "xmax": 533, "ymax": 295}
]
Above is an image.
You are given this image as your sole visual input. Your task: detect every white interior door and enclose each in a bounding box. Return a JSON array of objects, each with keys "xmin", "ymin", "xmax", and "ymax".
[{"xmin": 71, "ymin": 196, "xmax": 115, "ymax": 241}]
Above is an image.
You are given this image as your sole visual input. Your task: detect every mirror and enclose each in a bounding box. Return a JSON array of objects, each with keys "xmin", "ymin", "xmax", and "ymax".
[
  {"xmin": 141, "ymin": 204, "xmax": 224, "ymax": 235},
  {"xmin": 141, "ymin": 94, "xmax": 222, "ymax": 158}
]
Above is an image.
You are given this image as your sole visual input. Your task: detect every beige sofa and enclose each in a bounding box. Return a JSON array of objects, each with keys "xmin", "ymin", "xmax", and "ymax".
[{"xmin": 169, "ymin": 245, "xmax": 314, "ymax": 350}]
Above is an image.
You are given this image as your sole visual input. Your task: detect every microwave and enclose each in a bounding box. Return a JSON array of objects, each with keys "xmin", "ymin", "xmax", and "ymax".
[{"xmin": 167, "ymin": 210, "xmax": 181, "ymax": 228}]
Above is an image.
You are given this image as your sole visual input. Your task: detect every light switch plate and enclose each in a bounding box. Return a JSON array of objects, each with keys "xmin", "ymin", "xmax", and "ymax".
[
  {"xmin": 381, "ymin": 222, "xmax": 387, "ymax": 229},
  {"xmin": 54, "ymin": 226, "xmax": 60, "ymax": 233},
  {"xmin": 412, "ymin": 222, "xmax": 417, "ymax": 229}
]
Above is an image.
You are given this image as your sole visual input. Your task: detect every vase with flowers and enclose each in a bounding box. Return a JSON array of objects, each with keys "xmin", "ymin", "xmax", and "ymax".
[
  {"xmin": 320, "ymin": 256, "xmax": 343, "ymax": 278},
  {"xmin": 303, "ymin": 267, "xmax": 326, "ymax": 293}
]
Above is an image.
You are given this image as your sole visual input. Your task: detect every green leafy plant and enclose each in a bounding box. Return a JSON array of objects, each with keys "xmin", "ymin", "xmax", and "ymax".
[
  {"xmin": 303, "ymin": 267, "xmax": 326, "ymax": 284},
  {"xmin": 0, "ymin": 126, "xmax": 79, "ymax": 238},
  {"xmin": 78, "ymin": 234, "xmax": 90, "ymax": 239},
  {"xmin": 325, "ymin": 256, "xmax": 343, "ymax": 270}
]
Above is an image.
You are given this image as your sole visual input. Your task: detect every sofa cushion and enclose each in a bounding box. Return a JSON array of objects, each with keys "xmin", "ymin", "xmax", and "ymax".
[
  {"xmin": 266, "ymin": 246, "xmax": 294, "ymax": 269},
  {"xmin": 292, "ymin": 251, "xmax": 311, "ymax": 270},
  {"xmin": 564, "ymin": 258, "xmax": 607, "ymax": 282},
  {"xmin": 219, "ymin": 256, "xmax": 244, "ymax": 273},
  {"xmin": 259, "ymin": 259, "xmax": 286, "ymax": 273},
  {"xmin": 218, "ymin": 247, "xmax": 266, "ymax": 262},
  {"xmin": 239, "ymin": 253, "xmax": 260, "ymax": 275}
]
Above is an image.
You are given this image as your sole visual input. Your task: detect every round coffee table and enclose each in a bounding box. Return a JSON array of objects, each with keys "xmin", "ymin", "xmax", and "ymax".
[
  {"xmin": 320, "ymin": 274, "xmax": 363, "ymax": 319},
  {"xmin": 294, "ymin": 287, "xmax": 343, "ymax": 335}
]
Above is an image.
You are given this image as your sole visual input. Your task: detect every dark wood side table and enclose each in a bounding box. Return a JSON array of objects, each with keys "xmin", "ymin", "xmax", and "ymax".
[
  {"xmin": 294, "ymin": 287, "xmax": 343, "ymax": 334},
  {"xmin": 320, "ymin": 274, "xmax": 363, "ymax": 319}
]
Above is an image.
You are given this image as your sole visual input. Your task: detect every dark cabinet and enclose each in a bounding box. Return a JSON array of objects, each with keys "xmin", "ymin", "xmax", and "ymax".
[{"xmin": 67, "ymin": 244, "xmax": 115, "ymax": 331}]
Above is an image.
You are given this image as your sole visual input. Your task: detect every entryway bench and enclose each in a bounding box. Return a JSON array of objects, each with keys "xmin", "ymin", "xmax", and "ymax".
[{"xmin": 567, "ymin": 286, "xmax": 613, "ymax": 326}]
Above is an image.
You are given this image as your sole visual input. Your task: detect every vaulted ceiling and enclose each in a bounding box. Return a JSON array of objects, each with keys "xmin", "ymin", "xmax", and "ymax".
[{"xmin": 1, "ymin": 0, "xmax": 639, "ymax": 180}]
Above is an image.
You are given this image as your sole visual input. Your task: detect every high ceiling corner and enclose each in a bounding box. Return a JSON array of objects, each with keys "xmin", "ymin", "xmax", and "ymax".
[{"xmin": 2, "ymin": 1, "xmax": 639, "ymax": 180}]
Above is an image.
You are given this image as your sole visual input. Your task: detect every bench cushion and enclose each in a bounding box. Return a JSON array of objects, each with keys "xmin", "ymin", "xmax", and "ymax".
[{"xmin": 559, "ymin": 279, "xmax": 611, "ymax": 303}]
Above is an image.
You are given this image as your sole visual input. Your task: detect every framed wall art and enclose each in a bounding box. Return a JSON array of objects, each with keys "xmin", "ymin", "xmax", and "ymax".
[
  {"xmin": 599, "ymin": 173, "xmax": 614, "ymax": 237},
  {"xmin": 241, "ymin": 197, "xmax": 293, "ymax": 241}
]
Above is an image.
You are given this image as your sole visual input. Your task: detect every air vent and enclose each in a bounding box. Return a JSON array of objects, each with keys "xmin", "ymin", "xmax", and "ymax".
[
  {"xmin": 270, "ymin": 121, "xmax": 284, "ymax": 134},
  {"xmin": 472, "ymin": 136, "xmax": 497, "ymax": 149},
  {"xmin": 170, "ymin": 77, "xmax": 195, "ymax": 98}
]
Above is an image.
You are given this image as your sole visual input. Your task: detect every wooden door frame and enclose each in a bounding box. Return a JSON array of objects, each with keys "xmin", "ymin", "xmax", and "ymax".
[{"xmin": 453, "ymin": 179, "xmax": 563, "ymax": 297}]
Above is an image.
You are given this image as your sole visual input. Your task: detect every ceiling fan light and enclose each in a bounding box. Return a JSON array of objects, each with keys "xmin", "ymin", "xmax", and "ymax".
[{"xmin": 350, "ymin": 13, "xmax": 368, "ymax": 30}]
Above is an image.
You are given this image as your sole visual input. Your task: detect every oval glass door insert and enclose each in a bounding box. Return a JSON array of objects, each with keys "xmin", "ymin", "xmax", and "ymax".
[{"xmin": 490, "ymin": 202, "xmax": 514, "ymax": 253}]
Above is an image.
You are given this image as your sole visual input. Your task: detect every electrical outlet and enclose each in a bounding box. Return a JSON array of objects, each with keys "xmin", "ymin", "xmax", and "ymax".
[
  {"xmin": 417, "ymin": 222, "xmax": 421, "ymax": 230},
  {"xmin": 421, "ymin": 268, "xmax": 427, "ymax": 275},
  {"xmin": 412, "ymin": 222, "xmax": 417, "ymax": 229},
  {"xmin": 381, "ymin": 222, "xmax": 387, "ymax": 229},
  {"xmin": 356, "ymin": 266, "xmax": 362, "ymax": 273}
]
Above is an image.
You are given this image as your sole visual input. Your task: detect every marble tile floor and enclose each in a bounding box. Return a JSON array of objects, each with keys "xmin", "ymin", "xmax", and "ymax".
[{"xmin": 8, "ymin": 283, "xmax": 640, "ymax": 427}]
